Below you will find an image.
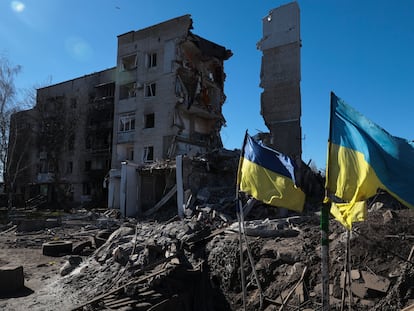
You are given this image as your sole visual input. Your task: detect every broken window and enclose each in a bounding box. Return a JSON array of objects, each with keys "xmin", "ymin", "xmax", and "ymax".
[
  {"xmin": 85, "ymin": 135, "xmax": 92, "ymax": 149},
  {"xmin": 119, "ymin": 113, "xmax": 136, "ymax": 132},
  {"xmin": 39, "ymin": 159, "xmax": 47, "ymax": 173},
  {"xmin": 143, "ymin": 146, "xmax": 154, "ymax": 163},
  {"xmin": 48, "ymin": 161, "xmax": 55, "ymax": 173},
  {"xmin": 144, "ymin": 83, "xmax": 156, "ymax": 97},
  {"xmin": 82, "ymin": 182, "xmax": 91, "ymax": 195},
  {"xmin": 119, "ymin": 82, "xmax": 137, "ymax": 100},
  {"xmin": 85, "ymin": 160, "xmax": 91, "ymax": 171},
  {"xmin": 95, "ymin": 83, "xmax": 115, "ymax": 99},
  {"xmin": 68, "ymin": 134, "xmax": 75, "ymax": 151},
  {"xmin": 67, "ymin": 162, "xmax": 73, "ymax": 174},
  {"xmin": 144, "ymin": 113, "xmax": 155, "ymax": 128},
  {"xmin": 126, "ymin": 146, "xmax": 134, "ymax": 161},
  {"xmin": 121, "ymin": 54, "xmax": 138, "ymax": 71},
  {"xmin": 145, "ymin": 52, "xmax": 157, "ymax": 68},
  {"xmin": 70, "ymin": 98, "xmax": 77, "ymax": 109}
]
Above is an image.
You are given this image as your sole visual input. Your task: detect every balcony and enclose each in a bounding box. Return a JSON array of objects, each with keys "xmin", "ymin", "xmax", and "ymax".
[
  {"xmin": 37, "ymin": 173, "xmax": 55, "ymax": 183},
  {"xmin": 117, "ymin": 131, "xmax": 135, "ymax": 143}
]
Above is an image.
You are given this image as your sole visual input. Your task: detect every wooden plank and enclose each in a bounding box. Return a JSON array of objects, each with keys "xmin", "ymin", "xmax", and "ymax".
[
  {"xmin": 143, "ymin": 184, "xmax": 177, "ymax": 216},
  {"xmin": 105, "ymin": 297, "xmax": 137, "ymax": 308},
  {"xmin": 71, "ymin": 256, "xmax": 175, "ymax": 311}
]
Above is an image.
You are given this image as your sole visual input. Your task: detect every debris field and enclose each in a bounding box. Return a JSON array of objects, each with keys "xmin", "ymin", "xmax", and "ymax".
[{"xmin": 1, "ymin": 194, "xmax": 414, "ymax": 311}]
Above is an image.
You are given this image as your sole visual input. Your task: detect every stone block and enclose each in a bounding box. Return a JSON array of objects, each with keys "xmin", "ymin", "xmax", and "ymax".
[{"xmin": 0, "ymin": 265, "xmax": 24, "ymax": 293}]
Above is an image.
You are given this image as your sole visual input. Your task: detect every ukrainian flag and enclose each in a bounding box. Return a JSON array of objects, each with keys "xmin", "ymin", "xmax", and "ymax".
[
  {"xmin": 326, "ymin": 92, "xmax": 414, "ymax": 229},
  {"xmin": 237, "ymin": 133, "xmax": 305, "ymax": 212}
]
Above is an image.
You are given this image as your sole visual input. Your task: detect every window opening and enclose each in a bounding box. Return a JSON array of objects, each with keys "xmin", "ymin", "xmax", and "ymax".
[
  {"xmin": 143, "ymin": 146, "xmax": 154, "ymax": 162},
  {"xmin": 144, "ymin": 113, "xmax": 155, "ymax": 128},
  {"xmin": 119, "ymin": 113, "xmax": 136, "ymax": 132},
  {"xmin": 121, "ymin": 54, "xmax": 137, "ymax": 71},
  {"xmin": 144, "ymin": 83, "xmax": 156, "ymax": 97},
  {"xmin": 146, "ymin": 53, "xmax": 157, "ymax": 68}
]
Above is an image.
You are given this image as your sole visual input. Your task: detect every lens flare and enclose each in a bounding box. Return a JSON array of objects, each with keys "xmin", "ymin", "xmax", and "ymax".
[{"xmin": 11, "ymin": 1, "xmax": 25, "ymax": 13}]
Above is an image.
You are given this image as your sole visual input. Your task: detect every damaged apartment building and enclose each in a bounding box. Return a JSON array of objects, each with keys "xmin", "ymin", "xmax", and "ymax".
[
  {"xmin": 108, "ymin": 15, "xmax": 232, "ymax": 217},
  {"xmin": 7, "ymin": 15, "xmax": 232, "ymax": 214},
  {"xmin": 7, "ymin": 68, "xmax": 116, "ymax": 207}
]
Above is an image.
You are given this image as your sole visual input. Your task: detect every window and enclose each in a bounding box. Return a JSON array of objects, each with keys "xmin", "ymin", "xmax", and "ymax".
[
  {"xmin": 119, "ymin": 113, "xmax": 136, "ymax": 132},
  {"xmin": 96, "ymin": 83, "xmax": 115, "ymax": 98},
  {"xmin": 39, "ymin": 159, "xmax": 47, "ymax": 173},
  {"xmin": 119, "ymin": 82, "xmax": 137, "ymax": 100},
  {"xmin": 48, "ymin": 161, "xmax": 55, "ymax": 173},
  {"xmin": 126, "ymin": 146, "xmax": 134, "ymax": 161},
  {"xmin": 70, "ymin": 98, "xmax": 77, "ymax": 109},
  {"xmin": 85, "ymin": 135, "xmax": 92, "ymax": 149},
  {"xmin": 144, "ymin": 113, "xmax": 155, "ymax": 128},
  {"xmin": 146, "ymin": 52, "xmax": 157, "ymax": 68},
  {"xmin": 85, "ymin": 161, "xmax": 91, "ymax": 171},
  {"xmin": 121, "ymin": 54, "xmax": 137, "ymax": 71},
  {"xmin": 144, "ymin": 83, "xmax": 156, "ymax": 97},
  {"xmin": 67, "ymin": 162, "xmax": 73, "ymax": 174},
  {"xmin": 143, "ymin": 146, "xmax": 154, "ymax": 163},
  {"xmin": 68, "ymin": 134, "xmax": 75, "ymax": 150},
  {"xmin": 82, "ymin": 182, "xmax": 91, "ymax": 195}
]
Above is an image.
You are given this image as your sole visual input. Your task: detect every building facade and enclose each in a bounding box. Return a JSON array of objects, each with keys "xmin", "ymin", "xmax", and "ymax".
[
  {"xmin": 108, "ymin": 15, "xmax": 232, "ymax": 216},
  {"xmin": 7, "ymin": 15, "xmax": 231, "ymax": 213},
  {"xmin": 8, "ymin": 68, "xmax": 115, "ymax": 207}
]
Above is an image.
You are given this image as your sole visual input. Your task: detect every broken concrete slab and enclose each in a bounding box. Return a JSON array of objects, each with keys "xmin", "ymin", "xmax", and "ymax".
[
  {"xmin": 383, "ymin": 209, "xmax": 396, "ymax": 224},
  {"xmin": 351, "ymin": 281, "xmax": 367, "ymax": 299},
  {"xmin": 361, "ymin": 270, "xmax": 390, "ymax": 293},
  {"xmin": 60, "ymin": 256, "xmax": 83, "ymax": 276}
]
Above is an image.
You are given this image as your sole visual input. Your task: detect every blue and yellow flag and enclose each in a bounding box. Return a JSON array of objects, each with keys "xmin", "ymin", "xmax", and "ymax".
[
  {"xmin": 237, "ymin": 133, "xmax": 305, "ymax": 212},
  {"xmin": 326, "ymin": 93, "xmax": 414, "ymax": 230}
]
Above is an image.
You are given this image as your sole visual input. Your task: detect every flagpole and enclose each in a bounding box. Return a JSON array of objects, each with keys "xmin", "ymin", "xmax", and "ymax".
[
  {"xmin": 346, "ymin": 230, "xmax": 353, "ymax": 310},
  {"xmin": 321, "ymin": 92, "xmax": 336, "ymax": 311},
  {"xmin": 236, "ymin": 131, "xmax": 248, "ymax": 311},
  {"xmin": 321, "ymin": 204, "xmax": 330, "ymax": 311},
  {"xmin": 236, "ymin": 204, "xmax": 247, "ymax": 311}
]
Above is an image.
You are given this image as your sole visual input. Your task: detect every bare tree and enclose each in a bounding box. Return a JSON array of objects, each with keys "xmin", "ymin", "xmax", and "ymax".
[
  {"xmin": 0, "ymin": 56, "xmax": 41, "ymax": 209},
  {"xmin": 0, "ymin": 55, "xmax": 21, "ymax": 186}
]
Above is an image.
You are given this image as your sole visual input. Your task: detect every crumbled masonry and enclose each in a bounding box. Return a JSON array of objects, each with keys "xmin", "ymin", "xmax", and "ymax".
[{"xmin": 1, "ymin": 189, "xmax": 414, "ymax": 310}]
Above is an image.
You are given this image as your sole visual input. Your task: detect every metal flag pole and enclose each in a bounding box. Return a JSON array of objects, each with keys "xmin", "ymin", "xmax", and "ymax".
[
  {"xmin": 236, "ymin": 204, "xmax": 247, "ymax": 311},
  {"xmin": 321, "ymin": 204, "xmax": 330, "ymax": 311},
  {"xmin": 236, "ymin": 131, "xmax": 248, "ymax": 311},
  {"xmin": 321, "ymin": 92, "xmax": 336, "ymax": 311}
]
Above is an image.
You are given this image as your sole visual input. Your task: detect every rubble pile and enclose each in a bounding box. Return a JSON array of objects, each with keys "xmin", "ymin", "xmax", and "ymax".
[
  {"xmin": 1, "ymin": 194, "xmax": 414, "ymax": 310},
  {"xmin": 62, "ymin": 218, "xmax": 231, "ymax": 310},
  {"xmin": 57, "ymin": 203, "xmax": 414, "ymax": 310}
]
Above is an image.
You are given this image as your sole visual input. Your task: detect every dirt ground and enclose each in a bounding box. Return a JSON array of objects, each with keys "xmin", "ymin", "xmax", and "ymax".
[
  {"xmin": 0, "ymin": 216, "xmax": 96, "ymax": 311},
  {"xmin": 1, "ymin": 202, "xmax": 414, "ymax": 311}
]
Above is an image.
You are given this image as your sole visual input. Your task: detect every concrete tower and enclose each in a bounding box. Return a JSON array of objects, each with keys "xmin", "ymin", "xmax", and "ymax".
[{"xmin": 257, "ymin": 2, "xmax": 302, "ymax": 161}]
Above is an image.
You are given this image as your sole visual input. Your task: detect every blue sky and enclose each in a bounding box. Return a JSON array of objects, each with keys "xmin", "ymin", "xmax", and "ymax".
[{"xmin": 1, "ymin": 0, "xmax": 414, "ymax": 170}]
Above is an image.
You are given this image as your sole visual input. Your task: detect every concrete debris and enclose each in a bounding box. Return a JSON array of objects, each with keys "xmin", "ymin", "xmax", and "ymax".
[
  {"xmin": 0, "ymin": 190, "xmax": 414, "ymax": 310},
  {"xmin": 361, "ymin": 270, "xmax": 391, "ymax": 293},
  {"xmin": 60, "ymin": 256, "xmax": 82, "ymax": 276}
]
